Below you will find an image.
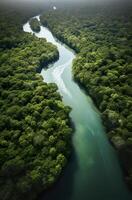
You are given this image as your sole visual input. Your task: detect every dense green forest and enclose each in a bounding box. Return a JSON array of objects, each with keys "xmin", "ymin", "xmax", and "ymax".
[
  {"xmin": 0, "ymin": 2, "xmax": 132, "ymax": 199},
  {"xmin": 40, "ymin": 5, "xmax": 132, "ymax": 189},
  {"xmin": 0, "ymin": 7, "xmax": 72, "ymax": 200},
  {"xmin": 29, "ymin": 18, "xmax": 40, "ymax": 32}
]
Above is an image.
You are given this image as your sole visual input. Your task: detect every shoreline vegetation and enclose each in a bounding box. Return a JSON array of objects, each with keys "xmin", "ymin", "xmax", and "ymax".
[
  {"xmin": 29, "ymin": 18, "xmax": 41, "ymax": 33},
  {"xmin": 0, "ymin": 7, "xmax": 73, "ymax": 200},
  {"xmin": 39, "ymin": 5, "xmax": 132, "ymax": 190}
]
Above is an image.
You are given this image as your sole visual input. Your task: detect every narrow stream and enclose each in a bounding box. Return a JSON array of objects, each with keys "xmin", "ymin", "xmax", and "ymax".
[{"xmin": 23, "ymin": 16, "xmax": 132, "ymax": 200}]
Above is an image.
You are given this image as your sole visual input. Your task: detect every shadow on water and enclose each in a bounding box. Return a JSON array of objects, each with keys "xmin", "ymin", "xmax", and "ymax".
[{"xmin": 39, "ymin": 148, "xmax": 78, "ymax": 200}]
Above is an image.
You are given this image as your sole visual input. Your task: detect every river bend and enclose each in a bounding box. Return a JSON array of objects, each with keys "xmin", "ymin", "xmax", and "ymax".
[{"xmin": 23, "ymin": 16, "xmax": 132, "ymax": 200}]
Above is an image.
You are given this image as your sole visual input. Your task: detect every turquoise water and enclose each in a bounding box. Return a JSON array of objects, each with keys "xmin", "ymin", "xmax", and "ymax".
[{"xmin": 23, "ymin": 16, "xmax": 132, "ymax": 200}]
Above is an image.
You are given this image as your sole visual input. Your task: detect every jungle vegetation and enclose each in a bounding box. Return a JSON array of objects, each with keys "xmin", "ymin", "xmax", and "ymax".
[
  {"xmin": 29, "ymin": 18, "xmax": 40, "ymax": 32},
  {"xmin": 40, "ymin": 4, "xmax": 132, "ymax": 189},
  {"xmin": 0, "ymin": 7, "xmax": 72, "ymax": 200}
]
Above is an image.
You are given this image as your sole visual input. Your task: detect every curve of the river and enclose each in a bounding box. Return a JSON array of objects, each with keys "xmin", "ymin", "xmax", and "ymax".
[{"xmin": 23, "ymin": 16, "xmax": 132, "ymax": 200}]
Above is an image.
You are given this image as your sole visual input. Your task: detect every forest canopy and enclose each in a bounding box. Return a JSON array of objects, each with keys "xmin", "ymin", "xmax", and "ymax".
[
  {"xmin": 0, "ymin": 1, "xmax": 132, "ymax": 199},
  {"xmin": 29, "ymin": 18, "xmax": 40, "ymax": 32},
  {"xmin": 0, "ymin": 7, "xmax": 72, "ymax": 200}
]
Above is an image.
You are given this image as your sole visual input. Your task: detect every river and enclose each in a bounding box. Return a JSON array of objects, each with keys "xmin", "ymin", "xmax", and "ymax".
[{"xmin": 23, "ymin": 16, "xmax": 132, "ymax": 200}]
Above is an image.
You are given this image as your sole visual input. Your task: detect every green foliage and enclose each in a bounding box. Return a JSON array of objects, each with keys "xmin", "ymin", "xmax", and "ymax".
[
  {"xmin": 29, "ymin": 18, "xmax": 40, "ymax": 32},
  {"xmin": 0, "ymin": 7, "xmax": 72, "ymax": 200}
]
